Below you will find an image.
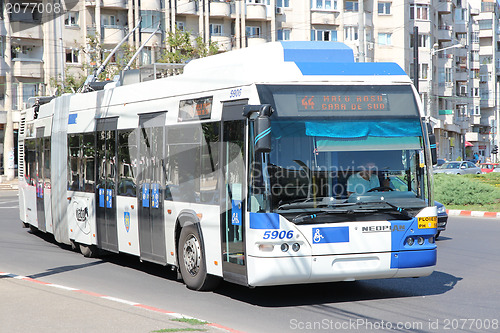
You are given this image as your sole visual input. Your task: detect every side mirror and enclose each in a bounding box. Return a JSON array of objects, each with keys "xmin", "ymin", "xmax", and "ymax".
[
  {"xmin": 244, "ymin": 104, "xmax": 274, "ymax": 154},
  {"xmin": 426, "ymin": 123, "xmax": 438, "ymax": 165}
]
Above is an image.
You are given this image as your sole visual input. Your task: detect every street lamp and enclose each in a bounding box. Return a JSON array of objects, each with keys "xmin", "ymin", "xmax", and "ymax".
[{"xmin": 426, "ymin": 43, "xmax": 463, "ymax": 120}]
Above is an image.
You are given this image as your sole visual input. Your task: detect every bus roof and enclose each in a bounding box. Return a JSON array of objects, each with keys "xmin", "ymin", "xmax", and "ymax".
[{"xmin": 183, "ymin": 41, "xmax": 410, "ymax": 84}]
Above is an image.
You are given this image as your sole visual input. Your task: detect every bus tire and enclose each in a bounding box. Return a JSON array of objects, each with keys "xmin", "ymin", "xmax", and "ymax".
[
  {"xmin": 178, "ymin": 224, "xmax": 220, "ymax": 291},
  {"xmin": 79, "ymin": 243, "xmax": 99, "ymax": 258}
]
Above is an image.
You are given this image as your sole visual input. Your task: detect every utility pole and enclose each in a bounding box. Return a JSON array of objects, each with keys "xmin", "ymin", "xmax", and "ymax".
[
  {"xmin": 3, "ymin": 4, "xmax": 15, "ymax": 181},
  {"xmin": 358, "ymin": 0, "xmax": 365, "ymax": 62},
  {"xmin": 413, "ymin": 26, "xmax": 419, "ymax": 93}
]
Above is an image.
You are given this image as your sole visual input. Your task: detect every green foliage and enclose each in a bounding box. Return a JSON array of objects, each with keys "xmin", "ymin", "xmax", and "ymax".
[
  {"xmin": 434, "ymin": 174, "xmax": 500, "ymax": 206},
  {"xmin": 158, "ymin": 28, "xmax": 219, "ymax": 63},
  {"xmin": 170, "ymin": 318, "xmax": 208, "ymax": 325},
  {"xmin": 49, "ymin": 71, "xmax": 86, "ymax": 96}
]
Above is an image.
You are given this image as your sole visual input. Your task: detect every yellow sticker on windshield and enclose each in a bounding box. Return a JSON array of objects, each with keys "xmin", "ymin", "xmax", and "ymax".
[{"xmin": 417, "ymin": 216, "xmax": 437, "ymax": 229}]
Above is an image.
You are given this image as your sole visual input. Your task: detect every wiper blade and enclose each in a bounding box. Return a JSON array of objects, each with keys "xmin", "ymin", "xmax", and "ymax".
[
  {"xmin": 278, "ymin": 197, "xmax": 352, "ymax": 210},
  {"xmin": 292, "ymin": 207, "xmax": 377, "ymax": 224}
]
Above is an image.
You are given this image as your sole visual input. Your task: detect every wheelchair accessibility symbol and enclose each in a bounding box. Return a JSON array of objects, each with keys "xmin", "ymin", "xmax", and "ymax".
[{"xmin": 313, "ymin": 229, "xmax": 324, "ymax": 243}]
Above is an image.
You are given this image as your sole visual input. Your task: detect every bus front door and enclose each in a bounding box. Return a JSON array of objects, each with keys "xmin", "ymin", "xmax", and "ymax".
[
  {"xmin": 138, "ymin": 114, "xmax": 166, "ymax": 264},
  {"xmin": 96, "ymin": 119, "xmax": 119, "ymax": 253},
  {"xmin": 221, "ymin": 100, "xmax": 248, "ymax": 285}
]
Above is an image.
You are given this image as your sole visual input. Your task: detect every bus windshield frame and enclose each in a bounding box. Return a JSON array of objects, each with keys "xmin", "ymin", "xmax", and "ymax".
[{"xmin": 249, "ymin": 84, "xmax": 432, "ymax": 219}]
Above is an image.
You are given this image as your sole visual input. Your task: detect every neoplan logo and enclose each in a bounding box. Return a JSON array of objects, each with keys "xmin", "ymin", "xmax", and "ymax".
[{"xmin": 362, "ymin": 225, "xmax": 406, "ymax": 233}]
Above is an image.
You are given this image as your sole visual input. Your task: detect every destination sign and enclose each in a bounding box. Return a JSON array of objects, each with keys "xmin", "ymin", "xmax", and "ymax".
[
  {"xmin": 179, "ymin": 96, "xmax": 213, "ymax": 121},
  {"xmin": 297, "ymin": 94, "xmax": 390, "ymax": 112}
]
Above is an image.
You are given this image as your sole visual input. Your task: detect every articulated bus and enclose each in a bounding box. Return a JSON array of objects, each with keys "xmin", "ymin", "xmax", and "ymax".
[{"xmin": 18, "ymin": 42, "xmax": 438, "ymax": 290}]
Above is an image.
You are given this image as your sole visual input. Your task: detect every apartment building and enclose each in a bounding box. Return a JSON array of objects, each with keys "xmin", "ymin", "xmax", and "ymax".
[{"xmin": 1, "ymin": 0, "xmax": 500, "ymax": 171}]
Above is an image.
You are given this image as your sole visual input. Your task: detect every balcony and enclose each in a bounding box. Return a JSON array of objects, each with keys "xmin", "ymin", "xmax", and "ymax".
[
  {"xmin": 438, "ymin": 26, "xmax": 452, "ymax": 41},
  {"xmin": 311, "ymin": 11, "xmax": 337, "ymax": 25},
  {"xmin": 177, "ymin": 0, "xmax": 198, "ymax": 15},
  {"xmin": 437, "ymin": 0, "xmax": 453, "ymax": 14},
  {"xmin": 13, "ymin": 59, "xmax": 43, "ymax": 78},
  {"xmin": 210, "ymin": 1, "xmax": 230, "ymax": 17},
  {"xmin": 246, "ymin": 3, "xmax": 267, "ymax": 21},
  {"xmin": 10, "ymin": 21, "xmax": 43, "ymax": 40},
  {"xmin": 455, "ymin": 22, "xmax": 467, "ymax": 34},
  {"xmin": 210, "ymin": 35, "xmax": 232, "ymax": 51},
  {"xmin": 101, "ymin": 26, "xmax": 126, "ymax": 45},
  {"xmin": 102, "ymin": 0, "xmax": 127, "ymax": 8},
  {"xmin": 245, "ymin": 37, "xmax": 267, "ymax": 47},
  {"xmin": 455, "ymin": 70, "xmax": 468, "ymax": 82}
]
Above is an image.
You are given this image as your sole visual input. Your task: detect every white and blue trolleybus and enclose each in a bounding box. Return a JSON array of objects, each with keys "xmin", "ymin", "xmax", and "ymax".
[{"xmin": 18, "ymin": 42, "xmax": 438, "ymax": 290}]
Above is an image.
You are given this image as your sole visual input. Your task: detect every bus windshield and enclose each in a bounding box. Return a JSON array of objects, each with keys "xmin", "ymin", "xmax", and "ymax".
[{"xmin": 249, "ymin": 120, "xmax": 430, "ymax": 217}]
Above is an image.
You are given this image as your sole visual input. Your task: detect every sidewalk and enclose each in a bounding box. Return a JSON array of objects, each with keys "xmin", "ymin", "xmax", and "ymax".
[
  {"xmin": 0, "ymin": 272, "xmax": 238, "ymax": 333},
  {"xmin": 0, "ymin": 177, "xmax": 19, "ymax": 190}
]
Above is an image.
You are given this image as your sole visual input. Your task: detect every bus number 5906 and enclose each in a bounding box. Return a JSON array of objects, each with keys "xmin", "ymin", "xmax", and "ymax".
[{"xmin": 263, "ymin": 230, "xmax": 294, "ymax": 240}]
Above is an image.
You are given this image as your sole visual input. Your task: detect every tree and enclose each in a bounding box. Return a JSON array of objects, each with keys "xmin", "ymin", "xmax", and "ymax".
[{"xmin": 158, "ymin": 28, "xmax": 219, "ymax": 64}]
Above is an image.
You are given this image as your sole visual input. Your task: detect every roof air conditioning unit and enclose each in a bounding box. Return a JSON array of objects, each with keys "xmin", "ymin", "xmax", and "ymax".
[{"xmin": 276, "ymin": 7, "xmax": 284, "ymax": 15}]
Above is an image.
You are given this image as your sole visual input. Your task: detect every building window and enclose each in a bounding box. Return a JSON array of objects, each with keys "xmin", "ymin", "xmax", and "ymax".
[
  {"xmin": 65, "ymin": 49, "xmax": 79, "ymax": 63},
  {"xmin": 344, "ymin": 26, "xmax": 358, "ymax": 41},
  {"xmin": 277, "ymin": 0, "xmax": 290, "ymax": 7},
  {"xmin": 278, "ymin": 29, "xmax": 291, "ymax": 41},
  {"xmin": 445, "ymin": 68, "xmax": 453, "ymax": 82},
  {"xmin": 140, "ymin": 10, "xmax": 161, "ymax": 30},
  {"xmin": 64, "ymin": 11, "xmax": 79, "ymax": 27},
  {"xmin": 210, "ymin": 24, "xmax": 223, "ymax": 36},
  {"xmin": 101, "ymin": 15, "xmax": 116, "ymax": 27},
  {"xmin": 479, "ymin": 19, "xmax": 492, "ymax": 30},
  {"xmin": 311, "ymin": 29, "xmax": 337, "ymax": 41},
  {"xmin": 176, "ymin": 22, "xmax": 185, "ymax": 31},
  {"xmin": 481, "ymin": 1, "xmax": 495, "ymax": 12},
  {"xmin": 312, "ymin": 0, "xmax": 336, "ymax": 10},
  {"xmin": 378, "ymin": 2, "xmax": 391, "ymax": 15},
  {"xmin": 410, "ymin": 4, "xmax": 429, "ymax": 20},
  {"xmin": 421, "ymin": 64, "xmax": 428, "ymax": 80},
  {"xmin": 344, "ymin": 1, "xmax": 358, "ymax": 12},
  {"xmin": 246, "ymin": 0, "xmax": 265, "ymax": 3},
  {"xmin": 378, "ymin": 33, "xmax": 392, "ymax": 45},
  {"xmin": 12, "ymin": 83, "xmax": 18, "ymax": 111},
  {"xmin": 23, "ymin": 84, "xmax": 38, "ymax": 107},
  {"xmin": 246, "ymin": 26, "xmax": 261, "ymax": 38}
]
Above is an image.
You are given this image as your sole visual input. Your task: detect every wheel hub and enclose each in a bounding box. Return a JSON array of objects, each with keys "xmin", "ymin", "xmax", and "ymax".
[{"xmin": 183, "ymin": 235, "xmax": 201, "ymax": 276}]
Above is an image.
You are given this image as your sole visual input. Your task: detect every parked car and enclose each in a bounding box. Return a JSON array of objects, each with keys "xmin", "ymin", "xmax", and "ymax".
[
  {"xmin": 436, "ymin": 158, "xmax": 447, "ymax": 167},
  {"xmin": 480, "ymin": 162, "xmax": 499, "ymax": 174},
  {"xmin": 435, "ymin": 201, "xmax": 448, "ymax": 239},
  {"xmin": 433, "ymin": 161, "xmax": 482, "ymax": 175}
]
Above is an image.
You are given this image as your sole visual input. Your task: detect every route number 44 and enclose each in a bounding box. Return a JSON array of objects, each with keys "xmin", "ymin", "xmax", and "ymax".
[{"xmin": 263, "ymin": 230, "xmax": 294, "ymax": 240}]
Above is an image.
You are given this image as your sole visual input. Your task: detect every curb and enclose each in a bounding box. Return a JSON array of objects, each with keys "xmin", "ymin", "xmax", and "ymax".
[
  {"xmin": 447, "ymin": 209, "xmax": 500, "ymax": 218},
  {"xmin": 0, "ymin": 271, "xmax": 242, "ymax": 333}
]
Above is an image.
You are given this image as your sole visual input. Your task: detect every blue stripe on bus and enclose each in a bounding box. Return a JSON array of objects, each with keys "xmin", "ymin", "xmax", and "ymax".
[
  {"xmin": 254, "ymin": 128, "xmax": 271, "ymax": 144},
  {"xmin": 430, "ymin": 144, "xmax": 437, "ymax": 148},
  {"xmin": 249, "ymin": 213, "xmax": 280, "ymax": 229},
  {"xmin": 281, "ymin": 41, "xmax": 354, "ymax": 63},
  {"xmin": 68, "ymin": 114, "xmax": 77, "ymax": 124},
  {"xmin": 312, "ymin": 227, "xmax": 349, "ymax": 244},
  {"xmin": 390, "ymin": 219, "xmax": 437, "ymax": 269},
  {"xmin": 396, "ymin": 249, "xmax": 437, "ymax": 269},
  {"xmin": 294, "ymin": 62, "xmax": 407, "ymax": 76}
]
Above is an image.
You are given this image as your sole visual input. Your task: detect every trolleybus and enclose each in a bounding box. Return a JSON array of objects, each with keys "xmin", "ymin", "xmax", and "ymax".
[{"xmin": 18, "ymin": 41, "xmax": 438, "ymax": 290}]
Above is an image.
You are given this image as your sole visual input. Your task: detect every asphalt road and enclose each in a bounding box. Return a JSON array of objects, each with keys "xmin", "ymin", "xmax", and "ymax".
[{"xmin": 1, "ymin": 191, "xmax": 500, "ymax": 332}]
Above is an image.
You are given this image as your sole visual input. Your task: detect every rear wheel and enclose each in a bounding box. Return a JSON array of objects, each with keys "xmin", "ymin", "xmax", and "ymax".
[{"xmin": 178, "ymin": 224, "xmax": 220, "ymax": 291}]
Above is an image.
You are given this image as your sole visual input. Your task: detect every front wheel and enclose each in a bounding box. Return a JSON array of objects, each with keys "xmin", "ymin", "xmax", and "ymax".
[{"xmin": 178, "ymin": 224, "xmax": 220, "ymax": 291}]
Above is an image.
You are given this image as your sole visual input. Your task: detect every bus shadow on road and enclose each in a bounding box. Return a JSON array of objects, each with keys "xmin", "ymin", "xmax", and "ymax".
[{"xmin": 214, "ymin": 271, "xmax": 462, "ymax": 307}]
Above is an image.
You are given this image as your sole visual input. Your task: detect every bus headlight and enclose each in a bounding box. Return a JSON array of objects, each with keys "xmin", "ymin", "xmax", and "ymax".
[
  {"xmin": 407, "ymin": 237, "xmax": 414, "ymax": 246},
  {"xmin": 429, "ymin": 237, "xmax": 435, "ymax": 244},
  {"xmin": 292, "ymin": 243, "xmax": 300, "ymax": 252},
  {"xmin": 281, "ymin": 243, "xmax": 289, "ymax": 252},
  {"xmin": 259, "ymin": 244, "xmax": 274, "ymax": 252},
  {"xmin": 417, "ymin": 237, "xmax": 425, "ymax": 245}
]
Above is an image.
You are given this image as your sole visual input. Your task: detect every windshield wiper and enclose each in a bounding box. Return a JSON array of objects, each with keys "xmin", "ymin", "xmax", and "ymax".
[
  {"xmin": 292, "ymin": 207, "xmax": 377, "ymax": 224},
  {"xmin": 278, "ymin": 197, "xmax": 350, "ymax": 210}
]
